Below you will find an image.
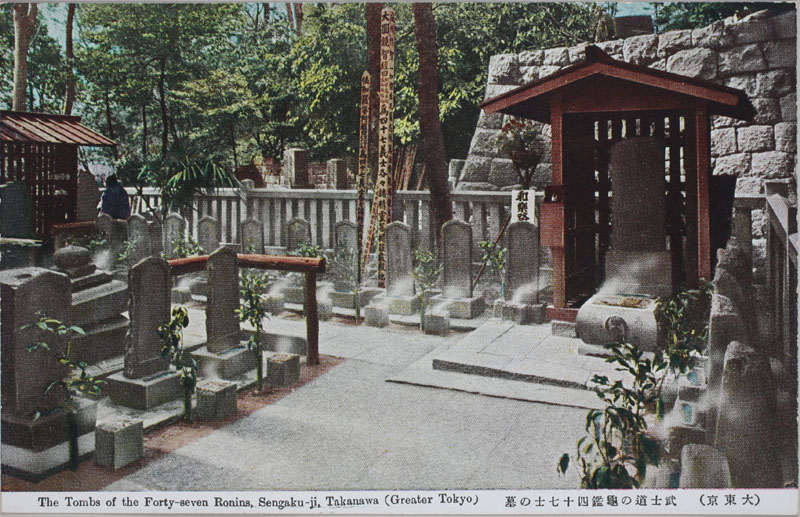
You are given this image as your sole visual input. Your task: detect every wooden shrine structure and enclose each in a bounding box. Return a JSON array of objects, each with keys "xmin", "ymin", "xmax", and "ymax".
[
  {"xmin": 1, "ymin": 111, "xmax": 115, "ymax": 238},
  {"xmin": 480, "ymin": 46, "xmax": 753, "ymax": 321}
]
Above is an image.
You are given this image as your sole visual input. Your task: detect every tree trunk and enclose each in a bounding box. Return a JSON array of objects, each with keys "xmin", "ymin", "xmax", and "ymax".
[
  {"xmin": 229, "ymin": 117, "xmax": 238, "ymax": 170},
  {"xmin": 104, "ymin": 90, "xmax": 118, "ymax": 159},
  {"xmin": 413, "ymin": 3, "xmax": 451, "ymax": 249},
  {"xmin": 12, "ymin": 3, "xmax": 38, "ymax": 111},
  {"xmin": 63, "ymin": 4, "xmax": 76, "ymax": 115},
  {"xmin": 142, "ymin": 103, "xmax": 148, "ymax": 160},
  {"xmin": 285, "ymin": 3, "xmax": 294, "ymax": 31},
  {"xmin": 366, "ymin": 3, "xmax": 383, "ymax": 184},
  {"xmin": 293, "ymin": 3, "xmax": 303, "ymax": 35},
  {"xmin": 158, "ymin": 58, "xmax": 169, "ymax": 158}
]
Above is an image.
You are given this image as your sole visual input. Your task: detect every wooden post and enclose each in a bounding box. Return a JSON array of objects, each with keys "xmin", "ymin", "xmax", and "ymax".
[
  {"xmin": 305, "ymin": 271, "xmax": 319, "ymax": 366},
  {"xmin": 695, "ymin": 102, "xmax": 712, "ymax": 282},
  {"xmin": 550, "ymin": 91, "xmax": 567, "ymax": 309}
]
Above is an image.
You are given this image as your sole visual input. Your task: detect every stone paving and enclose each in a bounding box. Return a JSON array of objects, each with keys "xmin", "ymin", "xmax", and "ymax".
[{"xmin": 102, "ymin": 318, "xmax": 589, "ymax": 490}]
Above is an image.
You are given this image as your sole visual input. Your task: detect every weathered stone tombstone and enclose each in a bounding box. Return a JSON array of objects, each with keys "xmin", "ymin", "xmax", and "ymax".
[
  {"xmin": 328, "ymin": 158, "xmax": 348, "ymax": 190},
  {"xmin": 106, "ymin": 257, "xmax": 181, "ymax": 410},
  {"xmin": 53, "ymin": 245, "xmax": 129, "ymax": 364},
  {"xmin": 283, "ymin": 148, "xmax": 311, "ymax": 188},
  {"xmin": 147, "ymin": 218, "xmax": 163, "ymax": 258},
  {"xmin": 193, "ymin": 247, "xmax": 256, "ymax": 379},
  {"xmin": 126, "ymin": 214, "xmax": 151, "ymax": 266},
  {"xmin": 286, "ymin": 217, "xmax": 311, "ymax": 252},
  {"xmin": 95, "ymin": 213, "xmax": 128, "ymax": 268},
  {"xmin": 430, "ymin": 219, "xmax": 484, "ymax": 319},
  {"xmin": 384, "ymin": 221, "xmax": 418, "ymax": 315},
  {"xmin": 197, "ymin": 215, "xmax": 220, "ymax": 254},
  {"xmin": 678, "ymin": 444, "xmax": 732, "ymax": 488},
  {"xmin": 505, "ymin": 221, "xmax": 539, "ymax": 303},
  {"xmin": 714, "ymin": 341, "xmax": 781, "ymax": 488},
  {"xmin": 0, "ymin": 267, "xmax": 98, "ymax": 478},
  {"xmin": 75, "ymin": 171, "xmax": 100, "ymax": 221},
  {"xmin": 329, "ymin": 219, "xmax": 382, "ymax": 309},
  {"xmin": 240, "ymin": 218, "xmax": 264, "ymax": 254},
  {"xmin": 163, "ymin": 213, "xmax": 186, "ymax": 258},
  {"xmin": 0, "ymin": 181, "xmax": 36, "ymax": 239}
]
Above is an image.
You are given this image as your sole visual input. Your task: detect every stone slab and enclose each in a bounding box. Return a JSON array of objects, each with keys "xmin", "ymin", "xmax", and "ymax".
[
  {"xmin": 282, "ymin": 286, "xmax": 305, "ymax": 305},
  {"xmin": 196, "ymin": 380, "xmax": 238, "ymax": 421},
  {"xmin": 267, "ymin": 353, "xmax": 300, "ymax": 388},
  {"xmin": 679, "ymin": 444, "xmax": 732, "ymax": 488},
  {"xmin": 69, "ymin": 279, "xmax": 128, "ymax": 326},
  {"xmin": 364, "ymin": 305, "xmax": 389, "ymax": 327},
  {"xmin": 1, "ymin": 398, "xmax": 97, "ymax": 452},
  {"xmin": 386, "ymin": 295, "xmax": 419, "ymax": 316},
  {"xmin": 329, "ymin": 287, "xmax": 382, "ymax": 309},
  {"xmin": 2, "ymin": 431, "xmax": 96, "ymax": 481},
  {"xmin": 70, "ymin": 314, "xmax": 129, "ymax": 364},
  {"xmin": 423, "ymin": 312, "xmax": 450, "ymax": 336},
  {"xmin": 106, "ymin": 370, "xmax": 182, "ymax": 411},
  {"xmin": 430, "ymin": 295, "xmax": 485, "ymax": 320},
  {"xmin": 193, "ymin": 342, "xmax": 258, "ymax": 380},
  {"xmin": 95, "ymin": 419, "xmax": 144, "ymax": 469}
]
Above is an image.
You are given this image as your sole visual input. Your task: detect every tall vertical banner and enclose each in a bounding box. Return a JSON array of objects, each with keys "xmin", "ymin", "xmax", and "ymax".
[
  {"xmin": 357, "ymin": 71, "xmax": 371, "ymax": 282},
  {"xmin": 375, "ymin": 6, "xmax": 396, "ymax": 288}
]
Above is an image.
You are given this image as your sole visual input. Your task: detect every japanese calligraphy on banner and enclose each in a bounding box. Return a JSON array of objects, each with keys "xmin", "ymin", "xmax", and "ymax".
[
  {"xmin": 510, "ymin": 190, "xmax": 537, "ymax": 224},
  {"xmin": 356, "ymin": 70, "xmax": 370, "ymax": 281},
  {"xmin": 375, "ymin": 6, "xmax": 395, "ymax": 288}
]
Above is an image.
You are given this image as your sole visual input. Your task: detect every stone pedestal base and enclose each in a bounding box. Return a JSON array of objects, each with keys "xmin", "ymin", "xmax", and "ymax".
[
  {"xmin": 386, "ymin": 295, "xmax": 419, "ymax": 316},
  {"xmin": 95, "ymin": 419, "xmax": 143, "ymax": 469},
  {"xmin": 106, "ymin": 370, "xmax": 182, "ymax": 410},
  {"xmin": 193, "ymin": 342, "xmax": 257, "ymax": 380},
  {"xmin": 1, "ymin": 399, "xmax": 97, "ymax": 481},
  {"xmin": 430, "ymin": 295, "xmax": 484, "ymax": 319},
  {"xmin": 267, "ymin": 353, "xmax": 300, "ymax": 387},
  {"xmin": 576, "ymin": 293, "xmax": 663, "ymax": 351},
  {"xmin": 71, "ymin": 314, "xmax": 129, "ymax": 364},
  {"xmin": 196, "ymin": 380, "xmax": 238, "ymax": 421},
  {"xmin": 493, "ymin": 300, "xmax": 546, "ymax": 324},
  {"xmin": 330, "ymin": 287, "xmax": 382, "ymax": 310},
  {"xmin": 364, "ymin": 305, "xmax": 389, "ymax": 327},
  {"xmin": 423, "ymin": 312, "xmax": 450, "ymax": 336}
]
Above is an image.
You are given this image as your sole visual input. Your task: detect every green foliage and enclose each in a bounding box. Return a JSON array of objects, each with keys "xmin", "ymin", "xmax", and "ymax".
[
  {"xmin": 558, "ymin": 340, "xmax": 664, "ymax": 488},
  {"xmin": 64, "ymin": 233, "xmax": 107, "ymax": 252},
  {"xmin": 159, "ymin": 307, "xmax": 197, "ymax": 422},
  {"xmin": 24, "ymin": 314, "xmax": 104, "ymax": 415},
  {"xmin": 655, "ymin": 282, "xmax": 713, "ymax": 376},
  {"xmin": 117, "ymin": 240, "xmax": 132, "ymax": 265},
  {"xmin": 480, "ymin": 240, "xmax": 506, "ymax": 295},
  {"xmin": 496, "ymin": 119, "xmax": 545, "ymax": 189},
  {"xmin": 652, "ymin": 2, "xmax": 795, "ymax": 32},
  {"xmin": 292, "ymin": 241, "xmax": 322, "ymax": 258},
  {"xmin": 411, "ymin": 248, "xmax": 442, "ymax": 331},
  {"xmin": 172, "ymin": 235, "xmax": 203, "ymax": 258},
  {"xmin": 236, "ymin": 272, "xmax": 270, "ymax": 390}
]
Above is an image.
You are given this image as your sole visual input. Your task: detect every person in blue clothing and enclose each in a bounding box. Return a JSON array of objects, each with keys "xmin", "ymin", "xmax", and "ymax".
[{"xmin": 99, "ymin": 175, "xmax": 131, "ymax": 219}]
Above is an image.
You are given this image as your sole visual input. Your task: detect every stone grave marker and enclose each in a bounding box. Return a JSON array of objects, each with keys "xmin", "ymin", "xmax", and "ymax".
[
  {"xmin": 0, "ymin": 181, "xmax": 36, "ymax": 239},
  {"xmin": 334, "ymin": 220, "xmax": 358, "ymax": 252},
  {"xmin": 123, "ymin": 257, "xmax": 171, "ymax": 379},
  {"xmin": 75, "ymin": 170, "xmax": 100, "ymax": 221},
  {"xmin": 197, "ymin": 216, "xmax": 220, "ymax": 254},
  {"xmin": 163, "ymin": 213, "xmax": 186, "ymax": 258},
  {"xmin": 286, "ymin": 217, "xmax": 311, "ymax": 252},
  {"xmin": 147, "ymin": 218, "xmax": 163, "ymax": 258},
  {"xmin": 506, "ymin": 221, "xmax": 539, "ymax": 303},
  {"xmin": 0, "ymin": 268, "xmax": 71, "ymax": 413},
  {"xmin": 240, "ymin": 219, "xmax": 264, "ymax": 254},
  {"xmin": 206, "ymin": 246, "xmax": 240, "ymax": 353},
  {"xmin": 441, "ymin": 219, "xmax": 472, "ymax": 299},
  {"xmin": 386, "ymin": 221, "xmax": 414, "ymax": 297},
  {"xmin": 283, "ymin": 148, "xmax": 310, "ymax": 188},
  {"xmin": 126, "ymin": 214, "xmax": 150, "ymax": 266},
  {"xmin": 328, "ymin": 158, "xmax": 348, "ymax": 189}
]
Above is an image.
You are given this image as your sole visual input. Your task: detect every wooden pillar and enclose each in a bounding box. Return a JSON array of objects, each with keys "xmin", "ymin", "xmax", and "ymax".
[
  {"xmin": 684, "ymin": 112, "xmax": 699, "ymax": 287},
  {"xmin": 694, "ymin": 102, "xmax": 712, "ymax": 282},
  {"xmin": 304, "ymin": 271, "xmax": 319, "ymax": 365},
  {"xmin": 551, "ymin": 92, "xmax": 567, "ymax": 308}
]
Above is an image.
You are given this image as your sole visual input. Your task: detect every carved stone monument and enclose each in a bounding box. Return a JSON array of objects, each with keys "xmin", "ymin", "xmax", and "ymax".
[{"xmin": 430, "ymin": 219, "xmax": 484, "ymax": 319}]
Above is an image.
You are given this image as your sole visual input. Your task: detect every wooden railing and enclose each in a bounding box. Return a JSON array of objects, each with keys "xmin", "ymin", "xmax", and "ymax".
[{"xmin": 128, "ymin": 186, "xmax": 543, "ymax": 253}]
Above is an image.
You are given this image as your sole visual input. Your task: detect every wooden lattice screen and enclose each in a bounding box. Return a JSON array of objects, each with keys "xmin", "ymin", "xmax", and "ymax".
[{"xmin": 0, "ymin": 141, "xmax": 79, "ymax": 238}]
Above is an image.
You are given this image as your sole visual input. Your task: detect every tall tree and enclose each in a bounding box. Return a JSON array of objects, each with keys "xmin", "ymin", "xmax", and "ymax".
[
  {"xmin": 366, "ymin": 3, "xmax": 383, "ymax": 182},
  {"xmin": 63, "ymin": 3, "xmax": 76, "ymax": 115},
  {"xmin": 293, "ymin": 3, "xmax": 303, "ymax": 35},
  {"xmin": 412, "ymin": 3, "xmax": 451, "ymax": 247},
  {"xmin": 12, "ymin": 3, "xmax": 37, "ymax": 111}
]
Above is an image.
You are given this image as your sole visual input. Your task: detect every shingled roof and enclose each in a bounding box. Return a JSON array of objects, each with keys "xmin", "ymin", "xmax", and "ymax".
[{"xmin": 0, "ymin": 111, "xmax": 115, "ymax": 146}]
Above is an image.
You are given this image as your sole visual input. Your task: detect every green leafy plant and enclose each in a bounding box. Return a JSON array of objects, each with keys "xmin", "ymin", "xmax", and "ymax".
[
  {"xmin": 410, "ymin": 248, "xmax": 442, "ymax": 331},
  {"xmin": 480, "ymin": 241, "xmax": 507, "ymax": 298},
  {"xmin": 236, "ymin": 272, "xmax": 271, "ymax": 391},
  {"xmin": 24, "ymin": 314, "xmax": 104, "ymax": 470},
  {"xmin": 159, "ymin": 307, "xmax": 197, "ymax": 423},
  {"xmin": 172, "ymin": 235, "xmax": 204, "ymax": 258},
  {"xmin": 292, "ymin": 241, "xmax": 322, "ymax": 258},
  {"xmin": 496, "ymin": 118, "xmax": 545, "ymax": 189},
  {"xmin": 117, "ymin": 239, "xmax": 133, "ymax": 265},
  {"xmin": 557, "ymin": 340, "xmax": 663, "ymax": 488},
  {"xmin": 64, "ymin": 233, "xmax": 107, "ymax": 252}
]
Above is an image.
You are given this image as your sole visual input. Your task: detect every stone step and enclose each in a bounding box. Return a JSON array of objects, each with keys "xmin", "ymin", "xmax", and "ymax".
[{"xmin": 70, "ymin": 279, "xmax": 128, "ymax": 326}]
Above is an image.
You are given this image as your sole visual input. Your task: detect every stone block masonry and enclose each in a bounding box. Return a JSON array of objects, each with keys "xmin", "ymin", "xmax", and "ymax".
[{"xmin": 461, "ymin": 10, "xmax": 796, "ymax": 195}]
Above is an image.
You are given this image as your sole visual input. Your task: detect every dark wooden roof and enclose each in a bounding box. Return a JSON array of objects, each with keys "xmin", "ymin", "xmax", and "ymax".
[
  {"xmin": 0, "ymin": 111, "xmax": 116, "ymax": 146},
  {"xmin": 480, "ymin": 46, "xmax": 754, "ymax": 123}
]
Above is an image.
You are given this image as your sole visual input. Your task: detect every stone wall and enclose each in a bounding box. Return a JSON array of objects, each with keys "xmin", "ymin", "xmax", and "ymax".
[{"xmin": 460, "ymin": 10, "xmax": 796, "ymax": 199}]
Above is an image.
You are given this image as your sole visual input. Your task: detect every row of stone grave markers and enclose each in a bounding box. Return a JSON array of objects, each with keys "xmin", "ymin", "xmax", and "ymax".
[{"xmin": 364, "ymin": 218, "xmax": 543, "ymax": 329}]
